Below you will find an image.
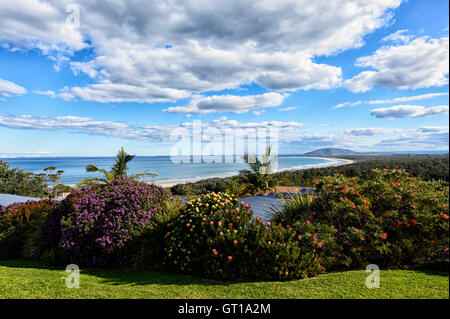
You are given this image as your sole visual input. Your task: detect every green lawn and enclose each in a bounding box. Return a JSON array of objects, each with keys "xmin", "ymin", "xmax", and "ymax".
[{"xmin": 0, "ymin": 260, "xmax": 448, "ymax": 299}]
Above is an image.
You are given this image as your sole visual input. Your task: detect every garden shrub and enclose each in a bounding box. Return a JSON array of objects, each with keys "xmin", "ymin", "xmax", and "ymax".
[
  {"xmin": 163, "ymin": 192, "xmax": 327, "ymax": 281},
  {"xmin": 274, "ymin": 169, "xmax": 449, "ymax": 269},
  {"xmin": 0, "ymin": 200, "xmax": 53, "ymax": 259},
  {"xmin": 130, "ymin": 196, "xmax": 183, "ymax": 268},
  {"xmin": 40, "ymin": 178, "xmax": 170, "ymax": 267}
]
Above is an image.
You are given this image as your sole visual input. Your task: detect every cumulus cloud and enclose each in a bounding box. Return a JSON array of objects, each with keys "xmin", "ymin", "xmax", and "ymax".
[
  {"xmin": 0, "ymin": 0, "xmax": 86, "ymax": 66},
  {"xmin": 164, "ymin": 92, "xmax": 285, "ymax": 114},
  {"xmin": 0, "ymin": 0, "xmax": 402, "ymax": 104},
  {"xmin": 371, "ymin": 105, "xmax": 449, "ymax": 119},
  {"xmin": 345, "ymin": 36, "xmax": 449, "ymax": 92},
  {"xmin": 0, "ymin": 77, "xmax": 27, "ymax": 98}
]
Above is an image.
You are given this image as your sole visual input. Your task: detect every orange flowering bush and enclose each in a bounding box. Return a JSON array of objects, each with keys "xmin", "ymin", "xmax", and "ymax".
[
  {"xmin": 162, "ymin": 192, "xmax": 326, "ymax": 281},
  {"xmin": 309, "ymin": 169, "xmax": 449, "ymax": 268}
]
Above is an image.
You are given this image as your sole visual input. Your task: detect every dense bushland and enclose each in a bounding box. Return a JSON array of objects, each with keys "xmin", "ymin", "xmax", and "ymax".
[{"xmin": 170, "ymin": 154, "xmax": 449, "ymax": 195}]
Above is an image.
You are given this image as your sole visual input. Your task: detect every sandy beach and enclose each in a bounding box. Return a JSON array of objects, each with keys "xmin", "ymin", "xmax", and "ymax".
[{"xmin": 155, "ymin": 157, "xmax": 355, "ymax": 188}]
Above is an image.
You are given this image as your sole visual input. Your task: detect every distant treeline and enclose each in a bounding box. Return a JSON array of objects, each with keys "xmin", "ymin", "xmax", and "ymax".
[
  {"xmin": 0, "ymin": 160, "xmax": 47, "ymax": 198},
  {"xmin": 170, "ymin": 154, "xmax": 449, "ymax": 195}
]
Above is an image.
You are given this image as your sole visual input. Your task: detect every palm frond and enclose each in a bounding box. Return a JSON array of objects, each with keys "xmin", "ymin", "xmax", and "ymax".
[
  {"xmin": 111, "ymin": 146, "xmax": 135, "ymax": 176},
  {"xmin": 75, "ymin": 177, "xmax": 110, "ymax": 189},
  {"xmin": 129, "ymin": 170, "xmax": 159, "ymax": 180},
  {"xmin": 85, "ymin": 164, "xmax": 114, "ymax": 181}
]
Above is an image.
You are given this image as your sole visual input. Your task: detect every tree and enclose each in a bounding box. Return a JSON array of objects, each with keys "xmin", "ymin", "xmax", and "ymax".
[
  {"xmin": 76, "ymin": 147, "xmax": 158, "ymax": 188},
  {"xmin": 238, "ymin": 145, "xmax": 277, "ymax": 195},
  {"xmin": 42, "ymin": 166, "xmax": 65, "ymax": 199},
  {"xmin": 0, "ymin": 160, "xmax": 47, "ymax": 197}
]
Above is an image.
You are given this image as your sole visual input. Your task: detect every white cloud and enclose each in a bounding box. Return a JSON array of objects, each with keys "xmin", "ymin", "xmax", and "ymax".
[
  {"xmin": 382, "ymin": 29, "xmax": 412, "ymax": 43},
  {"xmin": 367, "ymin": 92, "xmax": 449, "ymax": 104},
  {"xmin": 0, "ymin": 114, "xmax": 303, "ymax": 142},
  {"xmin": 279, "ymin": 106, "xmax": 298, "ymax": 112},
  {"xmin": 6, "ymin": 112, "xmax": 441, "ymax": 151},
  {"xmin": 418, "ymin": 126, "xmax": 449, "ymax": 133},
  {"xmin": 0, "ymin": 0, "xmax": 402, "ymax": 104},
  {"xmin": 334, "ymin": 92, "xmax": 449, "ymax": 109},
  {"xmin": 371, "ymin": 105, "xmax": 449, "ymax": 119},
  {"xmin": 33, "ymin": 90, "xmax": 56, "ymax": 97},
  {"xmin": 333, "ymin": 101, "xmax": 361, "ymax": 109},
  {"xmin": 345, "ymin": 36, "xmax": 449, "ymax": 92},
  {"xmin": 0, "ymin": 0, "xmax": 86, "ymax": 63},
  {"xmin": 284, "ymin": 125, "xmax": 448, "ymax": 152},
  {"xmin": 345, "ymin": 127, "xmax": 403, "ymax": 136},
  {"xmin": 164, "ymin": 92, "xmax": 286, "ymax": 114},
  {"xmin": 0, "ymin": 77, "xmax": 27, "ymax": 97},
  {"xmin": 375, "ymin": 130, "xmax": 449, "ymax": 150}
]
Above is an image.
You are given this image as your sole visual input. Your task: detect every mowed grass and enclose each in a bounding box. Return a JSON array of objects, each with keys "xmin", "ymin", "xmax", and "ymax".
[{"xmin": 0, "ymin": 260, "xmax": 448, "ymax": 299}]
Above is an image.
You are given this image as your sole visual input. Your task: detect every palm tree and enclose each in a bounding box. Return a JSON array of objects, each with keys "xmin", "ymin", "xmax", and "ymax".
[
  {"xmin": 76, "ymin": 147, "xmax": 158, "ymax": 188},
  {"xmin": 239, "ymin": 145, "xmax": 277, "ymax": 195}
]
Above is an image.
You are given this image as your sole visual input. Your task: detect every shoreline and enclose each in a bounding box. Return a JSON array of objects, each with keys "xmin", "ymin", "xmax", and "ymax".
[{"xmin": 154, "ymin": 157, "xmax": 355, "ymax": 188}]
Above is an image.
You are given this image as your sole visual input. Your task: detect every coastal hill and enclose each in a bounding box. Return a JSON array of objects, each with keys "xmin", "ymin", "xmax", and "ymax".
[{"xmin": 304, "ymin": 148, "xmax": 359, "ymax": 156}]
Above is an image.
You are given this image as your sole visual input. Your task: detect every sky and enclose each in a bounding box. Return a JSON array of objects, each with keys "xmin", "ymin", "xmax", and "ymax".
[{"xmin": 0, "ymin": 0, "xmax": 448, "ymax": 157}]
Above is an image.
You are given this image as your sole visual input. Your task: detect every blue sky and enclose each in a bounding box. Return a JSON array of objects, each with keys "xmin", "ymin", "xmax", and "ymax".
[{"xmin": 0, "ymin": 0, "xmax": 448, "ymax": 156}]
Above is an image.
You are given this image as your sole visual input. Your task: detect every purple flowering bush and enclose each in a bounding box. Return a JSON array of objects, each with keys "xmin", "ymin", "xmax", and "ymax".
[{"xmin": 41, "ymin": 178, "xmax": 169, "ymax": 266}]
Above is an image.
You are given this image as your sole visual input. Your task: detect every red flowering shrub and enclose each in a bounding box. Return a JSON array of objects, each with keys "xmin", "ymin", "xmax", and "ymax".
[
  {"xmin": 308, "ymin": 169, "xmax": 449, "ymax": 268},
  {"xmin": 163, "ymin": 192, "xmax": 326, "ymax": 281},
  {"xmin": 0, "ymin": 200, "xmax": 54, "ymax": 259},
  {"xmin": 0, "ymin": 200, "xmax": 53, "ymax": 228}
]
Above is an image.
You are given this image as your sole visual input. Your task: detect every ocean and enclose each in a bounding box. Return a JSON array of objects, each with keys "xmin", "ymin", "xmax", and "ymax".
[{"xmin": 2, "ymin": 156, "xmax": 341, "ymax": 186}]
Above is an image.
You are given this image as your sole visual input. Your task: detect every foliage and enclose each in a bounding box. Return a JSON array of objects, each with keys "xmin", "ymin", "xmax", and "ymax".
[
  {"xmin": 273, "ymin": 169, "xmax": 449, "ymax": 269},
  {"xmin": 40, "ymin": 178, "xmax": 169, "ymax": 267},
  {"xmin": 224, "ymin": 180, "xmax": 247, "ymax": 197},
  {"xmin": 163, "ymin": 192, "xmax": 327, "ymax": 281},
  {"xmin": 77, "ymin": 147, "xmax": 158, "ymax": 188},
  {"xmin": 274, "ymin": 154, "xmax": 449, "ymax": 187},
  {"xmin": 270, "ymin": 192, "xmax": 314, "ymax": 225},
  {"xmin": 0, "ymin": 160, "xmax": 47, "ymax": 197},
  {"xmin": 0, "ymin": 200, "xmax": 53, "ymax": 228},
  {"xmin": 169, "ymin": 154, "xmax": 449, "ymax": 195},
  {"xmin": 238, "ymin": 146, "xmax": 276, "ymax": 195},
  {"xmin": 41, "ymin": 167, "xmax": 65, "ymax": 199},
  {"xmin": 0, "ymin": 200, "xmax": 54, "ymax": 260},
  {"xmin": 130, "ymin": 196, "xmax": 183, "ymax": 268}
]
